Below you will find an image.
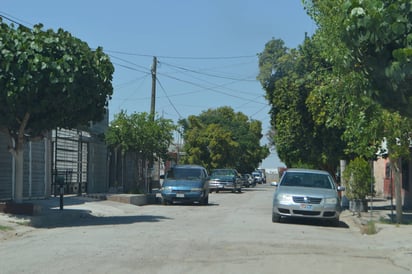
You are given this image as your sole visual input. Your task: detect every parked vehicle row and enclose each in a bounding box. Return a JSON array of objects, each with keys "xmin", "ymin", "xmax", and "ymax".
[
  {"xmin": 159, "ymin": 165, "xmax": 344, "ymax": 227},
  {"xmin": 159, "ymin": 165, "xmax": 261, "ymax": 205}
]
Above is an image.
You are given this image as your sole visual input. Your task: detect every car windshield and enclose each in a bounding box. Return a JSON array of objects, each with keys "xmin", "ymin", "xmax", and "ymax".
[
  {"xmin": 281, "ymin": 172, "xmax": 333, "ymax": 189},
  {"xmin": 166, "ymin": 168, "xmax": 201, "ymax": 180}
]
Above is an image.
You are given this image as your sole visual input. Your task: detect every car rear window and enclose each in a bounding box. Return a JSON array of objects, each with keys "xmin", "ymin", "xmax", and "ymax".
[
  {"xmin": 212, "ymin": 170, "xmax": 235, "ymax": 176},
  {"xmin": 166, "ymin": 168, "xmax": 202, "ymax": 180}
]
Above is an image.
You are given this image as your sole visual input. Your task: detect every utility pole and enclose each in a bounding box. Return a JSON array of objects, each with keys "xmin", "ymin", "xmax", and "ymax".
[
  {"xmin": 148, "ymin": 56, "xmax": 157, "ymax": 194},
  {"xmin": 150, "ymin": 56, "xmax": 157, "ymax": 120}
]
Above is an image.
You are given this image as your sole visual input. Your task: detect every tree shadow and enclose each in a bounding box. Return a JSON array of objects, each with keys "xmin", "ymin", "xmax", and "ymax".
[
  {"xmin": 29, "ymin": 210, "xmax": 172, "ymax": 228},
  {"xmin": 8, "ymin": 196, "xmax": 173, "ymax": 229}
]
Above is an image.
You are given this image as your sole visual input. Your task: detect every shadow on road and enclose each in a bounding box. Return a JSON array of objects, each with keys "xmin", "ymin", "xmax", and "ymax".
[
  {"xmin": 16, "ymin": 196, "xmax": 173, "ymax": 229},
  {"xmin": 29, "ymin": 210, "xmax": 172, "ymax": 228}
]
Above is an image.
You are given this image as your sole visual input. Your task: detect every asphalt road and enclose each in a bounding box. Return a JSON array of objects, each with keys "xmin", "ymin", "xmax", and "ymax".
[{"xmin": 1, "ymin": 184, "xmax": 411, "ymax": 274}]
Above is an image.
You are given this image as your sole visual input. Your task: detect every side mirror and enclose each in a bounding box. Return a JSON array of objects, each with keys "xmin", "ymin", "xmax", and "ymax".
[{"xmin": 160, "ymin": 174, "xmax": 165, "ymax": 180}]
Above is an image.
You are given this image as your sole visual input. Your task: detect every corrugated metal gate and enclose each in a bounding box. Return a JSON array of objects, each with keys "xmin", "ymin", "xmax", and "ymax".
[
  {"xmin": 0, "ymin": 133, "xmax": 50, "ymax": 201},
  {"xmin": 52, "ymin": 128, "xmax": 88, "ymax": 195}
]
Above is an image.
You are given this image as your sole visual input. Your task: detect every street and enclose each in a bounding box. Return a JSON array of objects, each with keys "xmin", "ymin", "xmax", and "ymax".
[{"xmin": 1, "ymin": 184, "xmax": 411, "ymax": 274}]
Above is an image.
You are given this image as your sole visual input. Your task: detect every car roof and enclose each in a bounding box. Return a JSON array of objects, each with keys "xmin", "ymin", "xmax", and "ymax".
[
  {"xmin": 284, "ymin": 168, "xmax": 330, "ymax": 175},
  {"xmin": 171, "ymin": 165, "xmax": 205, "ymax": 169}
]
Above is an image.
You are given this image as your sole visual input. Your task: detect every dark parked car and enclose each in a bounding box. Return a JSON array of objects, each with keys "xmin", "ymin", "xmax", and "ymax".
[
  {"xmin": 272, "ymin": 168, "xmax": 345, "ymax": 226},
  {"xmin": 160, "ymin": 165, "xmax": 209, "ymax": 205},
  {"xmin": 208, "ymin": 168, "xmax": 242, "ymax": 193},
  {"xmin": 242, "ymin": 173, "xmax": 255, "ymax": 188}
]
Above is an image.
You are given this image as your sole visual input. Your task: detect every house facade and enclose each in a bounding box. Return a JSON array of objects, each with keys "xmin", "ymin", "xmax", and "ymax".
[{"xmin": 374, "ymin": 156, "xmax": 412, "ymax": 210}]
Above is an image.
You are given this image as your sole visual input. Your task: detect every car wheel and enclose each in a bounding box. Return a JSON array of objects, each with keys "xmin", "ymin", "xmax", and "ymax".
[
  {"xmin": 162, "ymin": 199, "xmax": 169, "ymax": 205},
  {"xmin": 237, "ymin": 187, "xmax": 242, "ymax": 193},
  {"xmin": 216, "ymin": 189, "xmax": 219, "ymax": 193},
  {"xmin": 272, "ymin": 212, "xmax": 281, "ymax": 223}
]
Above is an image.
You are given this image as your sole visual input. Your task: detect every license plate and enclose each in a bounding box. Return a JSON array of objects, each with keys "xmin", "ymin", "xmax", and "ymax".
[
  {"xmin": 155, "ymin": 193, "xmax": 162, "ymax": 198},
  {"xmin": 300, "ymin": 204, "xmax": 312, "ymax": 210},
  {"xmin": 176, "ymin": 193, "xmax": 185, "ymax": 198}
]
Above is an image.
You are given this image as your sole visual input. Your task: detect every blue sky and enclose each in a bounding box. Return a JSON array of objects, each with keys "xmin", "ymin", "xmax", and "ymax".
[{"xmin": 1, "ymin": 0, "xmax": 316, "ymax": 169}]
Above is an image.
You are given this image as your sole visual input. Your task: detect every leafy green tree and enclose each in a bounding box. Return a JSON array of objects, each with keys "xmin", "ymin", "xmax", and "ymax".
[
  {"xmin": 305, "ymin": 0, "xmax": 412, "ymax": 117},
  {"xmin": 257, "ymin": 37, "xmax": 346, "ymax": 174},
  {"xmin": 179, "ymin": 107, "xmax": 269, "ymax": 173},
  {"xmin": 0, "ymin": 21, "xmax": 114, "ymax": 202},
  {"xmin": 105, "ymin": 111, "xmax": 176, "ymax": 163},
  {"xmin": 341, "ymin": 0, "xmax": 412, "ymax": 117}
]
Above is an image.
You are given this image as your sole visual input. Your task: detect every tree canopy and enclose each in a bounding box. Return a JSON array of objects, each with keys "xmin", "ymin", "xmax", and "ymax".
[
  {"xmin": 0, "ymin": 21, "xmax": 114, "ymax": 139},
  {"xmin": 305, "ymin": 0, "xmax": 412, "ymax": 117},
  {"xmin": 179, "ymin": 106, "xmax": 269, "ymax": 173},
  {"xmin": 257, "ymin": 37, "xmax": 346, "ymax": 174},
  {"xmin": 105, "ymin": 111, "xmax": 176, "ymax": 162}
]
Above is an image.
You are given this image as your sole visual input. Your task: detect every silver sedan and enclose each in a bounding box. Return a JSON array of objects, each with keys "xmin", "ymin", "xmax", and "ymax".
[{"xmin": 272, "ymin": 168, "xmax": 345, "ymax": 226}]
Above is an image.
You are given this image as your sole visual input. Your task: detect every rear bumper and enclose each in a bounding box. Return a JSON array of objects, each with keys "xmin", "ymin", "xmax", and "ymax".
[
  {"xmin": 209, "ymin": 181, "xmax": 238, "ymax": 190},
  {"xmin": 161, "ymin": 191, "xmax": 205, "ymax": 203}
]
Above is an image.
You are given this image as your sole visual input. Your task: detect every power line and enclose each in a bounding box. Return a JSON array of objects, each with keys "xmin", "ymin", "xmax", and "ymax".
[
  {"xmin": 156, "ymin": 78, "xmax": 182, "ymax": 119},
  {"xmin": 0, "ymin": 11, "xmax": 34, "ymax": 28},
  {"xmin": 159, "ymin": 61, "xmax": 257, "ymax": 82},
  {"xmin": 109, "ymin": 54, "xmax": 152, "ymax": 74},
  {"xmin": 105, "ymin": 49, "xmax": 257, "ymax": 60}
]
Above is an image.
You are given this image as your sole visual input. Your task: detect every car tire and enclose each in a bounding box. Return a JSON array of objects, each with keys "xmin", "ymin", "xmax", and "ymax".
[
  {"xmin": 237, "ymin": 187, "xmax": 242, "ymax": 193},
  {"xmin": 272, "ymin": 212, "xmax": 281, "ymax": 223}
]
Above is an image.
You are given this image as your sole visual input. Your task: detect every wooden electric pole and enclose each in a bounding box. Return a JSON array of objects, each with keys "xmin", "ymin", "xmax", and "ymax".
[{"xmin": 150, "ymin": 56, "xmax": 157, "ymax": 120}]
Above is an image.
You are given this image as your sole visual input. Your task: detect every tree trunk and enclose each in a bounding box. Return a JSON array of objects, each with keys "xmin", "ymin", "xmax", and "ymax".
[
  {"xmin": 392, "ymin": 158, "xmax": 403, "ymax": 224},
  {"xmin": 14, "ymin": 148, "xmax": 24, "ymax": 203}
]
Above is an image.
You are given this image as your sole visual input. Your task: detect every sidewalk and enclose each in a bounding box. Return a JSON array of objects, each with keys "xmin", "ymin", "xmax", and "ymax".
[
  {"xmin": 0, "ymin": 194, "xmax": 147, "ymax": 240},
  {"xmin": 342, "ymin": 198, "xmax": 412, "ymax": 233}
]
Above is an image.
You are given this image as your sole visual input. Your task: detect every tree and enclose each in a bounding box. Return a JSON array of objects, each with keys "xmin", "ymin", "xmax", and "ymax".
[
  {"xmin": 257, "ymin": 37, "xmax": 346, "ymax": 174},
  {"xmin": 0, "ymin": 21, "xmax": 114, "ymax": 202},
  {"xmin": 179, "ymin": 107, "xmax": 269, "ymax": 173},
  {"xmin": 341, "ymin": 0, "xmax": 412, "ymax": 117},
  {"xmin": 305, "ymin": 0, "xmax": 412, "ymax": 117},
  {"xmin": 105, "ymin": 111, "xmax": 176, "ymax": 163}
]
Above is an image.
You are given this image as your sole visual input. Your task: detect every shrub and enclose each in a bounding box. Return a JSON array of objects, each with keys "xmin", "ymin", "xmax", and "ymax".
[{"xmin": 343, "ymin": 157, "xmax": 374, "ymax": 200}]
